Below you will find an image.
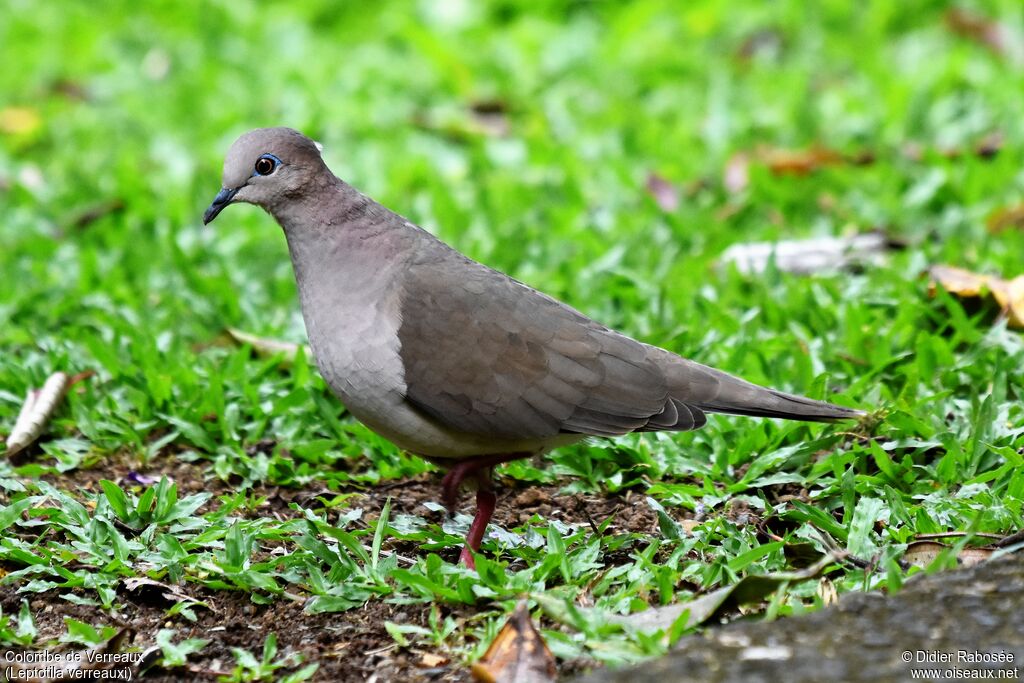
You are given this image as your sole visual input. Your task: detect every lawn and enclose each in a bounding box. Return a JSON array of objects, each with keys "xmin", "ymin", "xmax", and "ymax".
[{"xmin": 2, "ymin": 1, "xmax": 1023, "ymax": 681}]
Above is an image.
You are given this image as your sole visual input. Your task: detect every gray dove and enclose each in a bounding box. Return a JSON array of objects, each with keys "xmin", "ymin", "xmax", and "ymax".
[{"xmin": 204, "ymin": 127, "xmax": 864, "ymax": 568}]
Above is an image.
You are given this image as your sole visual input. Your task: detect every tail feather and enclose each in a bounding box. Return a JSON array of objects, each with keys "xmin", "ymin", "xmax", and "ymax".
[
  {"xmin": 702, "ymin": 387, "xmax": 863, "ymax": 422},
  {"xmin": 698, "ymin": 367, "xmax": 864, "ymax": 422}
]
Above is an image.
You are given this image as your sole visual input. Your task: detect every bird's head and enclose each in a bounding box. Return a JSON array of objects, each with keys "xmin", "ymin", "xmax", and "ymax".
[{"xmin": 203, "ymin": 127, "xmax": 327, "ymax": 224}]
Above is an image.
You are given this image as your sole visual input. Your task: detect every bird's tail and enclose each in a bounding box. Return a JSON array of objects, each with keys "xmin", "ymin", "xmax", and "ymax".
[{"xmin": 697, "ymin": 366, "xmax": 864, "ymax": 422}]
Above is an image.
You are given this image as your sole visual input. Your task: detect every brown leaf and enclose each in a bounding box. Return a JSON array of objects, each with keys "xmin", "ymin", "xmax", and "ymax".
[
  {"xmin": 720, "ymin": 232, "xmax": 892, "ymax": 275},
  {"xmin": 66, "ymin": 198, "xmax": 126, "ymax": 230},
  {"xmin": 645, "ymin": 172, "xmax": 680, "ymax": 212},
  {"xmin": 816, "ymin": 577, "xmax": 839, "ymax": 606},
  {"xmin": 471, "ymin": 600, "xmax": 556, "ymax": 683},
  {"xmin": 904, "ymin": 541, "xmax": 993, "ymax": 568},
  {"xmin": 945, "ymin": 8, "xmax": 1010, "ymax": 57},
  {"xmin": 50, "ymin": 78, "xmax": 90, "ymax": 101},
  {"xmin": 5, "ymin": 372, "xmax": 77, "ymax": 459},
  {"xmin": 764, "ymin": 146, "xmax": 843, "ymax": 176},
  {"xmin": 609, "ymin": 552, "xmax": 841, "ymax": 633},
  {"xmin": 988, "ymin": 275, "xmax": 1024, "ymax": 328},
  {"xmin": 987, "ymin": 203, "xmax": 1024, "ymax": 234},
  {"xmin": 929, "ymin": 265, "xmax": 1024, "ymax": 329},
  {"xmin": 419, "ymin": 652, "xmax": 449, "ymax": 668},
  {"xmin": 226, "ymin": 328, "xmax": 309, "ymax": 364},
  {"xmin": 928, "ymin": 264, "xmax": 993, "ymax": 297},
  {"xmin": 679, "ymin": 519, "xmax": 702, "ymax": 534}
]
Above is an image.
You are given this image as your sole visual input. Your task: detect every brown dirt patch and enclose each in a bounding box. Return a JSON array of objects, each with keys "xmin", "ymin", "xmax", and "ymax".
[{"xmin": 1, "ymin": 451, "xmax": 676, "ymax": 681}]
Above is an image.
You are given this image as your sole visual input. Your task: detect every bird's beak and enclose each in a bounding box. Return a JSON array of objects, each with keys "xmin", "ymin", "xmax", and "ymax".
[{"xmin": 203, "ymin": 187, "xmax": 239, "ymax": 225}]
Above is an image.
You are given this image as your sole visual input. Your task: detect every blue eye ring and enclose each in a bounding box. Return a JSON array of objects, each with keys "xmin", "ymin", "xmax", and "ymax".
[{"xmin": 253, "ymin": 153, "xmax": 281, "ymax": 177}]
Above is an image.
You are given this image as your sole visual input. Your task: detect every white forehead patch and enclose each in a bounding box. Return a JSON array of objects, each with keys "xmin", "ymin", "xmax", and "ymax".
[{"xmin": 313, "ymin": 140, "xmax": 324, "ymax": 153}]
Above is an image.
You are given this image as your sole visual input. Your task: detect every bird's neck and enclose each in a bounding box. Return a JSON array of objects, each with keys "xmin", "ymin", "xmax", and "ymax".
[
  {"xmin": 275, "ymin": 179, "xmax": 412, "ymax": 273},
  {"xmin": 276, "ymin": 179, "xmax": 415, "ymax": 356}
]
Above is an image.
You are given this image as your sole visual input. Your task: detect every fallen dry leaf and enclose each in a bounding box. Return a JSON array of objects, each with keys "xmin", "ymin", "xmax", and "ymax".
[
  {"xmin": 817, "ymin": 577, "xmax": 839, "ymax": 606},
  {"xmin": 645, "ymin": 172, "xmax": 680, "ymax": 212},
  {"xmin": 929, "ymin": 264, "xmax": 991, "ymax": 297},
  {"xmin": 419, "ymin": 652, "xmax": 449, "ymax": 668},
  {"xmin": 226, "ymin": 328, "xmax": 309, "ymax": 364},
  {"xmin": 66, "ymin": 198, "xmax": 126, "ymax": 230},
  {"xmin": 679, "ymin": 519, "xmax": 702, "ymax": 534},
  {"xmin": 764, "ymin": 146, "xmax": 843, "ymax": 176},
  {"xmin": 722, "ymin": 139, "xmax": 1000, "ymax": 194},
  {"xmin": 609, "ymin": 552, "xmax": 842, "ymax": 634},
  {"xmin": 990, "ymin": 276, "xmax": 1024, "ymax": 328},
  {"xmin": 929, "ymin": 265, "xmax": 1024, "ymax": 329},
  {"xmin": 987, "ymin": 203, "xmax": 1024, "ymax": 234},
  {"xmin": 946, "ymin": 8, "xmax": 1011, "ymax": 58},
  {"xmin": 471, "ymin": 600, "xmax": 556, "ymax": 683},
  {"xmin": 720, "ymin": 232, "xmax": 892, "ymax": 276},
  {"xmin": 904, "ymin": 540, "xmax": 993, "ymax": 568},
  {"xmin": 5, "ymin": 371, "xmax": 93, "ymax": 459}
]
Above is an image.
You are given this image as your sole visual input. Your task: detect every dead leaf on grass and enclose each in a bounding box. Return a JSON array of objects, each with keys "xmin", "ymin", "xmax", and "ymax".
[
  {"xmin": 987, "ymin": 203, "xmax": 1024, "ymax": 234},
  {"xmin": 817, "ymin": 577, "xmax": 839, "ymax": 606},
  {"xmin": 945, "ymin": 8, "xmax": 1024, "ymax": 65},
  {"xmin": 66, "ymin": 198, "xmax": 126, "ymax": 230},
  {"xmin": 904, "ymin": 541, "xmax": 993, "ymax": 568},
  {"xmin": 763, "ymin": 146, "xmax": 844, "ymax": 176},
  {"xmin": 723, "ymin": 138, "xmax": 1001, "ymax": 196},
  {"xmin": 419, "ymin": 652, "xmax": 449, "ymax": 668},
  {"xmin": 226, "ymin": 328, "xmax": 309, "ymax": 364},
  {"xmin": 928, "ymin": 265, "xmax": 1024, "ymax": 329},
  {"xmin": 471, "ymin": 600, "xmax": 556, "ymax": 683},
  {"xmin": 608, "ymin": 552, "xmax": 842, "ymax": 633},
  {"xmin": 5, "ymin": 371, "xmax": 93, "ymax": 460},
  {"xmin": 720, "ymin": 232, "xmax": 893, "ymax": 275}
]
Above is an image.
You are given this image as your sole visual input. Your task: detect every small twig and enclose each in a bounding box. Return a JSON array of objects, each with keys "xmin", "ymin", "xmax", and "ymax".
[{"xmin": 992, "ymin": 529, "xmax": 1024, "ymax": 549}]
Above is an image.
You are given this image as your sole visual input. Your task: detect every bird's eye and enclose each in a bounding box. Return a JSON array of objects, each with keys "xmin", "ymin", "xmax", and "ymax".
[{"xmin": 254, "ymin": 155, "xmax": 278, "ymax": 176}]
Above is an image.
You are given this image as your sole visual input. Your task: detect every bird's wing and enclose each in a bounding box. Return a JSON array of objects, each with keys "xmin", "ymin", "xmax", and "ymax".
[{"xmin": 396, "ymin": 253, "xmax": 706, "ymax": 441}]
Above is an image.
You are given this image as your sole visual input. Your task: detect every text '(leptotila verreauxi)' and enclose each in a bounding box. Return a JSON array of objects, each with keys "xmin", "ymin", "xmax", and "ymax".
[{"xmin": 204, "ymin": 128, "xmax": 864, "ymax": 568}]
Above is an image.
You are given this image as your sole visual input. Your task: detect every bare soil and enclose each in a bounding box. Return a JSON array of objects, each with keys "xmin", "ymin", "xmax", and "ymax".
[{"xmin": 1, "ymin": 451, "xmax": 667, "ymax": 682}]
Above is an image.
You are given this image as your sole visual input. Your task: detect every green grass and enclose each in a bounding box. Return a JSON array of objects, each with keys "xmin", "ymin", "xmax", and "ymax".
[{"xmin": 2, "ymin": 0, "xmax": 1024, "ymax": 678}]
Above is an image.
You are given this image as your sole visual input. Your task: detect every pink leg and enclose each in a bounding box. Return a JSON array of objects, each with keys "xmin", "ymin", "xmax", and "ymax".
[
  {"xmin": 438, "ymin": 452, "xmax": 531, "ymax": 567},
  {"xmin": 458, "ymin": 489, "xmax": 497, "ymax": 569}
]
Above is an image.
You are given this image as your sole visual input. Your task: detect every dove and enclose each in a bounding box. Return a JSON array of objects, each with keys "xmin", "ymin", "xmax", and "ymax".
[{"xmin": 204, "ymin": 127, "xmax": 864, "ymax": 568}]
